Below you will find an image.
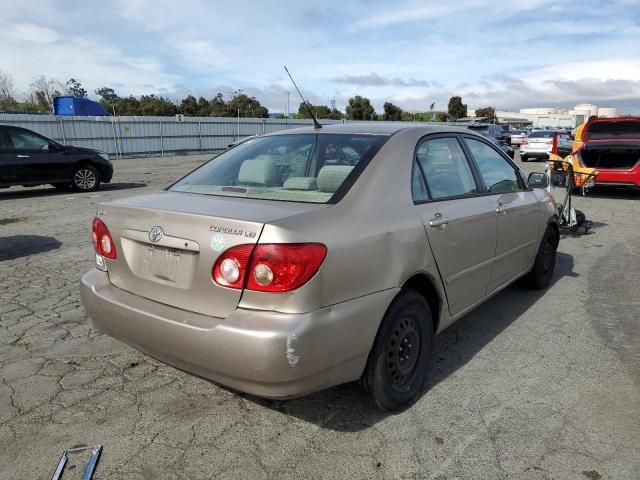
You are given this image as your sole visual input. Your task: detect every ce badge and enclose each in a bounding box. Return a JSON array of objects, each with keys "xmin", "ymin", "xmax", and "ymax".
[{"xmin": 148, "ymin": 226, "xmax": 164, "ymax": 243}]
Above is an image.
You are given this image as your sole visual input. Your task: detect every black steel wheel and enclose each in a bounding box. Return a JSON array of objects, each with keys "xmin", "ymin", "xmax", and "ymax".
[
  {"xmin": 72, "ymin": 165, "xmax": 101, "ymax": 192},
  {"xmin": 359, "ymin": 290, "xmax": 433, "ymax": 412}
]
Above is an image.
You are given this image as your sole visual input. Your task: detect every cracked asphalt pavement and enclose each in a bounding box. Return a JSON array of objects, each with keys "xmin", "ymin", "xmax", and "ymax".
[{"xmin": 1, "ymin": 153, "xmax": 639, "ymax": 479}]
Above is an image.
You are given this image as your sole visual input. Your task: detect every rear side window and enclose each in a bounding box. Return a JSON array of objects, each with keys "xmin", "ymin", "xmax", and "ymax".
[
  {"xmin": 170, "ymin": 133, "xmax": 388, "ymax": 204},
  {"xmin": 6, "ymin": 128, "xmax": 50, "ymax": 150},
  {"xmin": 0, "ymin": 129, "xmax": 10, "ymax": 150},
  {"xmin": 415, "ymin": 137, "xmax": 478, "ymax": 200},
  {"xmin": 464, "ymin": 138, "xmax": 521, "ymax": 194}
]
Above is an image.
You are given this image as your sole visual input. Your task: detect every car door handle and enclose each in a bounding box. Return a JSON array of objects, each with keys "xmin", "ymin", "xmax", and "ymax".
[
  {"xmin": 429, "ymin": 215, "xmax": 450, "ymax": 228},
  {"xmin": 496, "ymin": 203, "xmax": 507, "ymax": 215},
  {"xmin": 16, "ymin": 154, "xmax": 30, "ymax": 158}
]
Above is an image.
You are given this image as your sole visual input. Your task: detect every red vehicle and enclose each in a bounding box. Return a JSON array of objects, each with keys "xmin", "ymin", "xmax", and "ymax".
[{"xmin": 572, "ymin": 117, "xmax": 640, "ymax": 189}]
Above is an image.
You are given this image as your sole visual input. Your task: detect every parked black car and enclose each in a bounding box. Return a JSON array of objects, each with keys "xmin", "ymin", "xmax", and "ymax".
[
  {"xmin": 464, "ymin": 124, "xmax": 515, "ymax": 158},
  {"xmin": 0, "ymin": 125, "xmax": 113, "ymax": 192}
]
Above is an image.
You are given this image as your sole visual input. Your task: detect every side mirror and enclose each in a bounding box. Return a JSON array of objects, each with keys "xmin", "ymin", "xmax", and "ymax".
[{"xmin": 527, "ymin": 172, "xmax": 548, "ymax": 189}]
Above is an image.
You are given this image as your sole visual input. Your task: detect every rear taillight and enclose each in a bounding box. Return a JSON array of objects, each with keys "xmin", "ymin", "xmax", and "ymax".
[
  {"xmin": 546, "ymin": 140, "xmax": 553, "ymax": 145},
  {"xmin": 521, "ymin": 140, "xmax": 528, "ymax": 145},
  {"xmin": 212, "ymin": 243, "xmax": 327, "ymax": 292},
  {"xmin": 92, "ymin": 217, "xmax": 116, "ymax": 259},
  {"xmin": 212, "ymin": 244, "xmax": 254, "ymax": 288}
]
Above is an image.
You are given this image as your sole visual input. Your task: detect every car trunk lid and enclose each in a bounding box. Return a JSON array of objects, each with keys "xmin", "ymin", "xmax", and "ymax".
[
  {"xmin": 98, "ymin": 191, "xmax": 327, "ymax": 318},
  {"xmin": 579, "ymin": 140, "xmax": 640, "ymax": 170}
]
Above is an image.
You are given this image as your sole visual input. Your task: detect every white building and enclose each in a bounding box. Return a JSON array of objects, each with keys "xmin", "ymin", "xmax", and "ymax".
[{"xmin": 468, "ymin": 104, "xmax": 617, "ymax": 128}]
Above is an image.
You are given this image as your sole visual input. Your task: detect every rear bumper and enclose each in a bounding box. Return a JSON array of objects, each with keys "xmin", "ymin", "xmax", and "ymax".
[
  {"xmin": 80, "ymin": 269, "xmax": 397, "ymax": 399},
  {"xmin": 592, "ymin": 167, "xmax": 640, "ymax": 188},
  {"xmin": 520, "ymin": 149, "xmax": 550, "ymax": 158}
]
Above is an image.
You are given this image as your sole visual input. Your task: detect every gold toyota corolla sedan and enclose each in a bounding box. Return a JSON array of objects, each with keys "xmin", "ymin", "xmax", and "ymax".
[{"xmin": 80, "ymin": 123, "xmax": 559, "ymax": 411}]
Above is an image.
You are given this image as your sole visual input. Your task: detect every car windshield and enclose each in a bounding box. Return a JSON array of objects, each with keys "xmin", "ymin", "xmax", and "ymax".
[
  {"xmin": 170, "ymin": 133, "xmax": 389, "ymax": 203},
  {"xmin": 528, "ymin": 131, "xmax": 556, "ymax": 138}
]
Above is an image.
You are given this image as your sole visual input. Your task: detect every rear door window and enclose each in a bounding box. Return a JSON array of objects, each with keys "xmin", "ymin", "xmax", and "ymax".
[
  {"xmin": 464, "ymin": 137, "xmax": 522, "ymax": 193},
  {"xmin": 414, "ymin": 137, "xmax": 478, "ymax": 200},
  {"xmin": 6, "ymin": 128, "xmax": 50, "ymax": 150}
]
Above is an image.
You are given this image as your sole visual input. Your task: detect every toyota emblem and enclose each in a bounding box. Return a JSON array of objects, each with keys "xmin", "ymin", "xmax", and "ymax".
[{"xmin": 148, "ymin": 226, "xmax": 164, "ymax": 243}]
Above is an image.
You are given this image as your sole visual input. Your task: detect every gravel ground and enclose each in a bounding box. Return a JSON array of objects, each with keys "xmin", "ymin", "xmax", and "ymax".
[{"xmin": 1, "ymin": 152, "xmax": 639, "ymax": 479}]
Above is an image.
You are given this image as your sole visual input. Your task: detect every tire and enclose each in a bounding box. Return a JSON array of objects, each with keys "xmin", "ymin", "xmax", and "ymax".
[
  {"xmin": 521, "ymin": 155, "xmax": 528, "ymax": 162},
  {"xmin": 358, "ymin": 290, "xmax": 433, "ymax": 412},
  {"xmin": 525, "ymin": 226, "xmax": 558, "ymax": 289},
  {"xmin": 71, "ymin": 165, "xmax": 101, "ymax": 192}
]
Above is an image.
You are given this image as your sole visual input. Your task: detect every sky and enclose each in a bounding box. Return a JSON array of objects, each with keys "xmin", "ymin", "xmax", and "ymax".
[{"xmin": 1, "ymin": 0, "xmax": 640, "ymax": 114}]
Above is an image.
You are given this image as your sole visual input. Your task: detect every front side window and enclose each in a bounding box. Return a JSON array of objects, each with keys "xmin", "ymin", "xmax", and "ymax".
[
  {"xmin": 415, "ymin": 137, "xmax": 478, "ymax": 200},
  {"xmin": 465, "ymin": 137, "xmax": 521, "ymax": 194},
  {"xmin": 7, "ymin": 129, "xmax": 50, "ymax": 150},
  {"xmin": 170, "ymin": 133, "xmax": 388, "ymax": 203}
]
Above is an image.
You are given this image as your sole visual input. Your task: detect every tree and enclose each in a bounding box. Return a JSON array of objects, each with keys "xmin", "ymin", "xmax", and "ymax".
[
  {"xmin": 225, "ymin": 90, "xmax": 268, "ymax": 118},
  {"xmin": 447, "ymin": 96, "xmax": 467, "ymax": 121},
  {"xmin": 196, "ymin": 96, "xmax": 210, "ymax": 116},
  {"xmin": 0, "ymin": 70, "xmax": 16, "ymax": 103},
  {"xmin": 179, "ymin": 95, "xmax": 198, "ymax": 116},
  {"xmin": 383, "ymin": 102, "xmax": 403, "ymax": 121},
  {"xmin": 64, "ymin": 78, "xmax": 87, "ymax": 98},
  {"xmin": 114, "ymin": 96, "xmax": 140, "ymax": 115},
  {"xmin": 325, "ymin": 108, "xmax": 344, "ymax": 120},
  {"xmin": 30, "ymin": 76, "xmax": 63, "ymax": 112},
  {"xmin": 209, "ymin": 93, "xmax": 226, "ymax": 117},
  {"xmin": 434, "ymin": 112, "xmax": 449, "ymax": 122},
  {"xmin": 95, "ymin": 87, "xmax": 119, "ymax": 111},
  {"xmin": 138, "ymin": 95, "xmax": 177, "ymax": 116},
  {"xmin": 474, "ymin": 106, "xmax": 496, "ymax": 123},
  {"xmin": 296, "ymin": 102, "xmax": 342, "ymax": 119},
  {"xmin": 346, "ymin": 95, "xmax": 375, "ymax": 120}
]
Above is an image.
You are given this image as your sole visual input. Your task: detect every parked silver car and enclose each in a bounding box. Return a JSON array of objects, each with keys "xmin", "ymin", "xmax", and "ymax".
[{"xmin": 81, "ymin": 123, "xmax": 559, "ymax": 411}]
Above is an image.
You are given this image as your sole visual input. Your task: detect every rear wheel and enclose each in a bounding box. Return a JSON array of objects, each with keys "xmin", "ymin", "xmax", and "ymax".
[
  {"xmin": 521, "ymin": 155, "xmax": 528, "ymax": 162},
  {"xmin": 72, "ymin": 165, "xmax": 101, "ymax": 192},
  {"xmin": 359, "ymin": 290, "xmax": 433, "ymax": 412},
  {"xmin": 525, "ymin": 226, "xmax": 558, "ymax": 289}
]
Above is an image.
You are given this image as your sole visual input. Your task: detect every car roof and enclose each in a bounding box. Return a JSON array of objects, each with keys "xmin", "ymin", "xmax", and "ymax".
[{"xmin": 264, "ymin": 122, "xmax": 479, "ymax": 137}]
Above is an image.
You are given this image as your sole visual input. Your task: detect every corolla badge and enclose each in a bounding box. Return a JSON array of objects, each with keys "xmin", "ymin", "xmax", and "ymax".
[{"xmin": 148, "ymin": 226, "xmax": 164, "ymax": 243}]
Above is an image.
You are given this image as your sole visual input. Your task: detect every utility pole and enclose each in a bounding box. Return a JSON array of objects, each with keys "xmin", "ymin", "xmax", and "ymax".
[{"xmin": 287, "ymin": 91, "xmax": 290, "ymax": 118}]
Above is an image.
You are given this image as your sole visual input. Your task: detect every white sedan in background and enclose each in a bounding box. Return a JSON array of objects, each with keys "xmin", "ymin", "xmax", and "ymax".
[{"xmin": 520, "ymin": 130, "xmax": 572, "ymax": 161}]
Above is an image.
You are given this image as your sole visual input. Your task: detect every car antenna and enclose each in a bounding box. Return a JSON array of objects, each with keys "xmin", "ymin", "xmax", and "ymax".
[{"xmin": 284, "ymin": 66, "xmax": 322, "ymax": 129}]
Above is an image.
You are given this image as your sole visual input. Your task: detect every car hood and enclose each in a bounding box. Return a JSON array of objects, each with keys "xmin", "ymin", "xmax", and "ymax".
[{"xmin": 61, "ymin": 145, "xmax": 104, "ymax": 155}]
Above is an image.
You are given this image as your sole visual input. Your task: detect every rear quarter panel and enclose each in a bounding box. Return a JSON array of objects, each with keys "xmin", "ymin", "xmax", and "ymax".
[{"xmin": 238, "ymin": 128, "xmax": 448, "ymax": 322}]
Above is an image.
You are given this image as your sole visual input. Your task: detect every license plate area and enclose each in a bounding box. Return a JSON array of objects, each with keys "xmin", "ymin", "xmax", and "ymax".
[{"xmin": 121, "ymin": 238, "xmax": 198, "ymax": 289}]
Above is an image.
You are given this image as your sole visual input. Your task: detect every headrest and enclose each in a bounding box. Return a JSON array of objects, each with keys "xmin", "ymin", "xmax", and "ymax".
[
  {"xmin": 317, "ymin": 165, "xmax": 354, "ymax": 193},
  {"xmin": 283, "ymin": 177, "xmax": 318, "ymax": 190},
  {"xmin": 238, "ymin": 156, "xmax": 279, "ymax": 186}
]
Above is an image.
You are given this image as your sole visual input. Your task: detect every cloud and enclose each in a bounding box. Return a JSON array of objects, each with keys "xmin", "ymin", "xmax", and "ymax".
[
  {"xmin": 0, "ymin": 0, "xmax": 639, "ymax": 115},
  {"xmin": 332, "ymin": 73, "xmax": 435, "ymax": 88},
  {"xmin": 350, "ymin": 4, "xmax": 463, "ymax": 30}
]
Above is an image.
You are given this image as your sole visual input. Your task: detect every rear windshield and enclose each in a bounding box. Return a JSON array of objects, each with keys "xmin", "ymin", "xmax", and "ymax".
[
  {"xmin": 588, "ymin": 120, "xmax": 640, "ymax": 140},
  {"xmin": 528, "ymin": 131, "xmax": 555, "ymax": 138},
  {"xmin": 170, "ymin": 133, "xmax": 388, "ymax": 203}
]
